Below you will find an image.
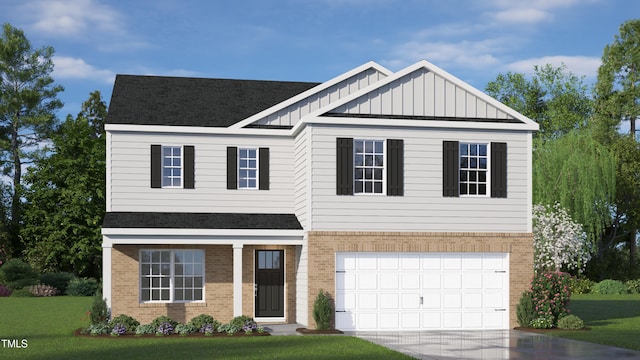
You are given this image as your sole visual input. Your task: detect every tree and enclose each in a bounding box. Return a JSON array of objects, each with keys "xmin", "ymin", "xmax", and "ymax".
[
  {"xmin": 0, "ymin": 23, "xmax": 63, "ymax": 256},
  {"xmin": 486, "ymin": 64, "xmax": 592, "ymax": 142},
  {"xmin": 532, "ymin": 204, "xmax": 592, "ymax": 273},
  {"xmin": 20, "ymin": 91, "xmax": 105, "ymax": 278}
]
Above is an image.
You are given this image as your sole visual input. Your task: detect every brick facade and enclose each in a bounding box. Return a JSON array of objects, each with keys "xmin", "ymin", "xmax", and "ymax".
[{"xmin": 305, "ymin": 231, "xmax": 533, "ymax": 329}]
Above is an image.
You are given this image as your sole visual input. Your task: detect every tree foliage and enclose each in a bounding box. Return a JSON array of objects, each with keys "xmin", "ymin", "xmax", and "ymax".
[
  {"xmin": 0, "ymin": 23, "xmax": 63, "ymax": 256},
  {"xmin": 533, "ymin": 204, "xmax": 592, "ymax": 273},
  {"xmin": 20, "ymin": 91, "xmax": 105, "ymax": 278}
]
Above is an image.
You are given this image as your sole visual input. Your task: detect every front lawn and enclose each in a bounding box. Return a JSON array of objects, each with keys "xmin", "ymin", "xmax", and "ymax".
[
  {"xmin": 550, "ymin": 293, "xmax": 640, "ymax": 351},
  {"xmin": 0, "ymin": 297, "xmax": 412, "ymax": 359}
]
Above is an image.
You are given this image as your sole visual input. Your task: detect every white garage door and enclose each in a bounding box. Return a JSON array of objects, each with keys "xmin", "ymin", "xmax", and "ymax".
[{"xmin": 335, "ymin": 252, "xmax": 509, "ymax": 331}]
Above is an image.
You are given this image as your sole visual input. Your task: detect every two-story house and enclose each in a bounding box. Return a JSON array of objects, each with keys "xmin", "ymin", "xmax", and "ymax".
[{"xmin": 101, "ymin": 60, "xmax": 538, "ymax": 331}]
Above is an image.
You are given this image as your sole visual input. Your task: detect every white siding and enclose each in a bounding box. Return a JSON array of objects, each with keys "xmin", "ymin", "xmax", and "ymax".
[
  {"xmin": 307, "ymin": 125, "xmax": 530, "ymax": 232},
  {"xmin": 334, "ymin": 68, "xmax": 515, "ymax": 121},
  {"xmin": 108, "ymin": 131, "xmax": 295, "ymax": 213},
  {"xmin": 252, "ymin": 68, "xmax": 387, "ymax": 127},
  {"xmin": 294, "ymin": 127, "xmax": 309, "ymax": 229},
  {"xmin": 295, "ymin": 244, "xmax": 308, "ymax": 326}
]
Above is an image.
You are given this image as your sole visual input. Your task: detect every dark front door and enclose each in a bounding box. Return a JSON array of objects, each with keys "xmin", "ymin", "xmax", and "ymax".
[{"xmin": 255, "ymin": 250, "xmax": 284, "ymax": 317}]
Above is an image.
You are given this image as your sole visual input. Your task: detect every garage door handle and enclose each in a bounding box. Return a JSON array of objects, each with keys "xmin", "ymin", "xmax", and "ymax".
[
  {"xmin": 419, "ymin": 296, "xmax": 423, "ymax": 305},
  {"xmin": 495, "ymin": 309, "xmax": 506, "ymax": 311},
  {"xmin": 494, "ymin": 270, "xmax": 506, "ymax": 273}
]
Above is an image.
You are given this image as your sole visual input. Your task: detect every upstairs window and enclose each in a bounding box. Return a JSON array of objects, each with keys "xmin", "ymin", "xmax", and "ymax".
[
  {"xmin": 227, "ymin": 147, "xmax": 270, "ymax": 190},
  {"xmin": 443, "ymin": 141, "xmax": 507, "ymax": 198},
  {"xmin": 459, "ymin": 143, "xmax": 488, "ymax": 196},
  {"xmin": 238, "ymin": 148, "xmax": 258, "ymax": 189},
  {"xmin": 354, "ymin": 139, "xmax": 385, "ymax": 194},
  {"xmin": 150, "ymin": 145, "xmax": 195, "ymax": 189},
  {"xmin": 162, "ymin": 146, "xmax": 183, "ymax": 188}
]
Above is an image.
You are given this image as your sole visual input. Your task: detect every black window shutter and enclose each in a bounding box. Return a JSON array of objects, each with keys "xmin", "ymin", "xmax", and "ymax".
[
  {"xmin": 387, "ymin": 139, "xmax": 404, "ymax": 196},
  {"xmin": 227, "ymin": 146, "xmax": 237, "ymax": 190},
  {"xmin": 443, "ymin": 141, "xmax": 459, "ymax": 197},
  {"xmin": 336, "ymin": 138, "xmax": 353, "ymax": 195},
  {"xmin": 184, "ymin": 145, "xmax": 195, "ymax": 189},
  {"xmin": 151, "ymin": 145, "xmax": 161, "ymax": 188},
  {"xmin": 491, "ymin": 142, "xmax": 507, "ymax": 198},
  {"xmin": 259, "ymin": 147, "xmax": 269, "ymax": 190}
]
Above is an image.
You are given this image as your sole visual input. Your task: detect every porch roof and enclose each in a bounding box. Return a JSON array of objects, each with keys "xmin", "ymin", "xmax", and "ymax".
[{"xmin": 102, "ymin": 212, "xmax": 303, "ymax": 230}]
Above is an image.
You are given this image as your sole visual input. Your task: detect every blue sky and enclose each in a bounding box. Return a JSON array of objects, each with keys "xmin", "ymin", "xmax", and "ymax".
[{"xmin": 2, "ymin": 0, "xmax": 638, "ymax": 118}]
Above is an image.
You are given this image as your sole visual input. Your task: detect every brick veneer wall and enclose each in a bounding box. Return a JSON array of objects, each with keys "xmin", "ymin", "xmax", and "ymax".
[{"xmin": 306, "ymin": 231, "xmax": 533, "ymax": 330}]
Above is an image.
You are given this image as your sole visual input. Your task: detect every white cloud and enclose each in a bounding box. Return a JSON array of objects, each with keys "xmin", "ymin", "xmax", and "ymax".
[
  {"xmin": 25, "ymin": 0, "xmax": 121, "ymax": 37},
  {"xmin": 507, "ymin": 56, "xmax": 602, "ymax": 79},
  {"xmin": 53, "ymin": 56, "xmax": 114, "ymax": 83},
  {"xmin": 493, "ymin": 8, "xmax": 549, "ymax": 24}
]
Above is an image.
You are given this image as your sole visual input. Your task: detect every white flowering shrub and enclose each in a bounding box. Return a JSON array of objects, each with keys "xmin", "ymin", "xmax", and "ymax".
[{"xmin": 532, "ymin": 204, "xmax": 592, "ymax": 273}]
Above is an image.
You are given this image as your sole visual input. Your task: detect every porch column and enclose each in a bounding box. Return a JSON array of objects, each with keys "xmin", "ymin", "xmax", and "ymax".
[
  {"xmin": 102, "ymin": 240, "xmax": 112, "ymax": 309},
  {"xmin": 233, "ymin": 244, "xmax": 244, "ymax": 317}
]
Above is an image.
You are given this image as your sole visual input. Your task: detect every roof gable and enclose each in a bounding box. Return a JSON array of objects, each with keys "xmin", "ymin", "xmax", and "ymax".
[{"xmin": 106, "ymin": 75, "xmax": 319, "ymax": 127}]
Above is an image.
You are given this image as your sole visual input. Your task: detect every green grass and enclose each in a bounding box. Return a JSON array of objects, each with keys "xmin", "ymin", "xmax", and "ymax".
[
  {"xmin": 549, "ymin": 293, "xmax": 640, "ymax": 350},
  {"xmin": 0, "ymin": 296, "xmax": 412, "ymax": 360}
]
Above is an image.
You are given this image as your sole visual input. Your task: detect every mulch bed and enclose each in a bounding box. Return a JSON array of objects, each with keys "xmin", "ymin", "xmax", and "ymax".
[
  {"xmin": 295, "ymin": 328, "xmax": 344, "ymax": 335},
  {"xmin": 74, "ymin": 328, "xmax": 270, "ymax": 338},
  {"xmin": 514, "ymin": 327, "xmax": 591, "ymax": 334}
]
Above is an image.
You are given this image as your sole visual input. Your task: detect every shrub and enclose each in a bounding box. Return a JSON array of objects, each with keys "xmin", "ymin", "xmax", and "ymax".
[
  {"xmin": 516, "ymin": 291, "xmax": 535, "ymax": 327},
  {"xmin": 557, "ymin": 315, "xmax": 585, "ymax": 330},
  {"xmin": 531, "ymin": 271, "xmax": 571, "ymax": 326},
  {"xmin": 89, "ymin": 293, "xmax": 109, "ymax": 325},
  {"xmin": 66, "ymin": 277, "xmax": 99, "ymax": 296},
  {"xmin": 592, "ymin": 279, "xmax": 628, "ymax": 294},
  {"xmin": 156, "ymin": 322, "xmax": 174, "ymax": 335},
  {"xmin": 135, "ymin": 324, "xmax": 156, "ymax": 335},
  {"xmin": 568, "ymin": 276, "xmax": 594, "ymax": 294},
  {"xmin": 0, "ymin": 259, "xmax": 39, "ymax": 290},
  {"xmin": 150, "ymin": 315, "xmax": 178, "ymax": 330},
  {"xmin": 313, "ymin": 289, "xmax": 333, "ymax": 330},
  {"xmin": 175, "ymin": 323, "xmax": 197, "ymax": 336},
  {"xmin": 189, "ymin": 314, "xmax": 220, "ymax": 333},
  {"xmin": 111, "ymin": 323, "xmax": 127, "ymax": 336},
  {"xmin": 229, "ymin": 315, "xmax": 254, "ymax": 328},
  {"xmin": 40, "ymin": 272, "xmax": 76, "ymax": 294},
  {"xmin": 88, "ymin": 324, "xmax": 111, "ymax": 336},
  {"xmin": 10, "ymin": 287, "xmax": 33, "ymax": 297},
  {"xmin": 530, "ymin": 316, "xmax": 554, "ymax": 329},
  {"xmin": 0, "ymin": 284, "xmax": 11, "ymax": 297},
  {"xmin": 29, "ymin": 284, "xmax": 58, "ymax": 296},
  {"xmin": 200, "ymin": 323, "xmax": 216, "ymax": 335},
  {"xmin": 626, "ymin": 279, "xmax": 640, "ymax": 294},
  {"xmin": 217, "ymin": 323, "xmax": 241, "ymax": 335},
  {"xmin": 109, "ymin": 314, "xmax": 140, "ymax": 333}
]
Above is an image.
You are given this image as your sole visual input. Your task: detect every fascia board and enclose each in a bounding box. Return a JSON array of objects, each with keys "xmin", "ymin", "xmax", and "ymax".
[
  {"xmin": 105, "ymin": 123, "xmax": 291, "ymax": 137},
  {"xmin": 229, "ymin": 61, "xmax": 393, "ymax": 130},
  {"xmin": 102, "ymin": 228, "xmax": 305, "ymax": 237}
]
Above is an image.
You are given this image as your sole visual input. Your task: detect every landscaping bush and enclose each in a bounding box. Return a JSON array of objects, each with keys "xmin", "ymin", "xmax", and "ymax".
[
  {"xmin": 156, "ymin": 322, "xmax": 174, "ymax": 335},
  {"xmin": 218, "ymin": 323, "xmax": 242, "ymax": 335},
  {"xmin": 189, "ymin": 314, "xmax": 220, "ymax": 332},
  {"xmin": 135, "ymin": 324, "xmax": 156, "ymax": 335},
  {"xmin": 109, "ymin": 314, "xmax": 140, "ymax": 332},
  {"xmin": 10, "ymin": 287, "xmax": 33, "ymax": 297},
  {"xmin": 229, "ymin": 315, "xmax": 254, "ymax": 328},
  {"xmin": 557, "ymin": 314, "xmax": 585, "ymax": 330},
  {"xmin": 29, "ymin": 284, "xmax": 58, "ymax": 296},
  {"xmin": 89, "ymin": 293, "xmax": 109, "ymax": 325},
  {"xmin": 0, "ymin": 259, "xmax": 39, "ymax": 290},
  {"xmin": 0, "ymin": 284, "xmax": 11, "ymax": 297},
  {"xmin": 516, "ymin": 291, "xmax": 535, "ymax": 327},
  {"xmin": 530, "ymin": 316, "xmax": 554, "ymax": 329},
  {"xmin": 150, "ymin": 315, "xmax": 178, "ymax": 330},
  {"xmin": 40, "ymin": 272, "xmax": 76, "ymax": 294},
  {"xmin": 66, "ymin": 277, "xmax": 99, "ymax": 296},
  {"xmin": 625, "ymin": 279, "xmax": 640, "ymax": 294},
  {"xmin": 531, "ymin": 271, "xmax": 571, "ymax": 326},
  {"xmin": 313, "ymin": 289, "xmax": 333, "ymax": 330},
  {"xmin": 592, "ymin": 279, "xmax": 628, "ymax": 294},
  {"xmin": 569, "ymin": 276, "xmax": 594, "ymax": 294},
  {"xmin": 175, "ymin": 323, "xmax": 197, "ymax": 336},
  {"xmin": 88, "ymin": 324, "xmax": 111, "ymax": 336}
]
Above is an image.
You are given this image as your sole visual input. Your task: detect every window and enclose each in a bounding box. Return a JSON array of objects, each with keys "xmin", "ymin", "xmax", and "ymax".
[
  {"xmin": 140, "ymin": 249, "xmax": 204, "ymax": 302},
  {"xmin": 162, "ymin": 146, "xmax": 182, "ymax": 188},
  {"xmin": 238, "ymin": 148, "xmax": 258, "ymax": 189},
  {"xmin": 354, "ymin": 139, "xmax": 385, "ymax": 194},
  {"xmin": 459, "ymin": 143, "xmax": 488, "ymax": 196}
]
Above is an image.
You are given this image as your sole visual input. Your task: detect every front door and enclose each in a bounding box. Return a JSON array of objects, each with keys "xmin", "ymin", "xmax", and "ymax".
[{"xmin": 255, "ymin": 250, "xmax": 284, "ymax": 317}]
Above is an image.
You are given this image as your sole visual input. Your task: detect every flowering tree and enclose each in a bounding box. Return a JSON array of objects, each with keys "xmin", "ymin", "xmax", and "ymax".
[{"xmin": 533, "ymin": 204, "xmax": 592, "ymax": 273}]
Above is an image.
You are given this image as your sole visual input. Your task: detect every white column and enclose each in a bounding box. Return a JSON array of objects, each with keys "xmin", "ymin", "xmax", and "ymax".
[
  {"xmin": 233, "ymin": 244, "xmax": 244, "ymax": 317},
  {"xmin": 102, "ymin": 239, "xmax": 113, "ymax": 310}
]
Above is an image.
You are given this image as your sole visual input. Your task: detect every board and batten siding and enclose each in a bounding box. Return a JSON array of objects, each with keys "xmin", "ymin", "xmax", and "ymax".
[
  {"xmin": 307, "ymin": 124, "xmax": 530, "ymax": 232},
  {"xmin": 333, "ymin": 67, "xmax": 514, "ymax": 120},
  {"xmin": 252, "ymin": 68, "xmax": 387, "ymax": 128},
  {"xmin": 108, "ymin": 131, "xmax": 295, "ymax": 213}
]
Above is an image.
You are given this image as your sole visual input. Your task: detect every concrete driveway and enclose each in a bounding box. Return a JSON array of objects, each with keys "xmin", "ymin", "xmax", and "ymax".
[{"xmin": 349, "ymin": 330, "xmax": 640, "ymax": 360}]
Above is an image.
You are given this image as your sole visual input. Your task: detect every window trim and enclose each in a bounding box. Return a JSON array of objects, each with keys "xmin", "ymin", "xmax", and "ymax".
[
  {"xmin": 353, "ymin": 138, "xmax": 386, "ymax": 195},
  {"xmin": 139, "ymin": 249, "xmax": 205, "ymax": 304},
  {"xmin": 161, "ymin": 145, "xmax": 184, "ymax": 189},
  {"xmin": 237, "ymin": 147, "xmax": 259, "ymax": 190},
  {"xmin": 458, "ymin": 142, "xmax": 490, "ymax": 197}
]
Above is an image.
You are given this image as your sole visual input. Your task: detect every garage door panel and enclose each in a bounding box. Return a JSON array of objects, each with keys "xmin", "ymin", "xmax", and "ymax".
[{"xmin": 335, "ymin": 252, "xmax": 509, "ymax": 331}]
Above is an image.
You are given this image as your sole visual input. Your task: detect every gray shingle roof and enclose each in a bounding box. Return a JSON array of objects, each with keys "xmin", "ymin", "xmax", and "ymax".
[
  {"xmin": 102, "ymin": 212, "xmax": 303, "ymax": 230},
  {"xmin": 106, "ymin": 75, "xmax": 319, "ymax": 127}
]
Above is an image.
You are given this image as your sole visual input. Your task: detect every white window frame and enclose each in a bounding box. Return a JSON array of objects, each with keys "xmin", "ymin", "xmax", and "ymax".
[
  {"xmin": 353, "ymin": 139, "xmax": 386, "ymax": 195},
  {"xmin": 139, "ymin": 249, "xmax": 205, "ymax": 303},
  {"xmin": 459, "ymin": 142, "xmax": 490, "ymax": 197},
  {"xmin": 162, "ymin": 145, "xmax": 183, "ymax": 188},
  {"xmin": 238, "ymin": 148, "xmax": 258, "ymax": 189}
]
